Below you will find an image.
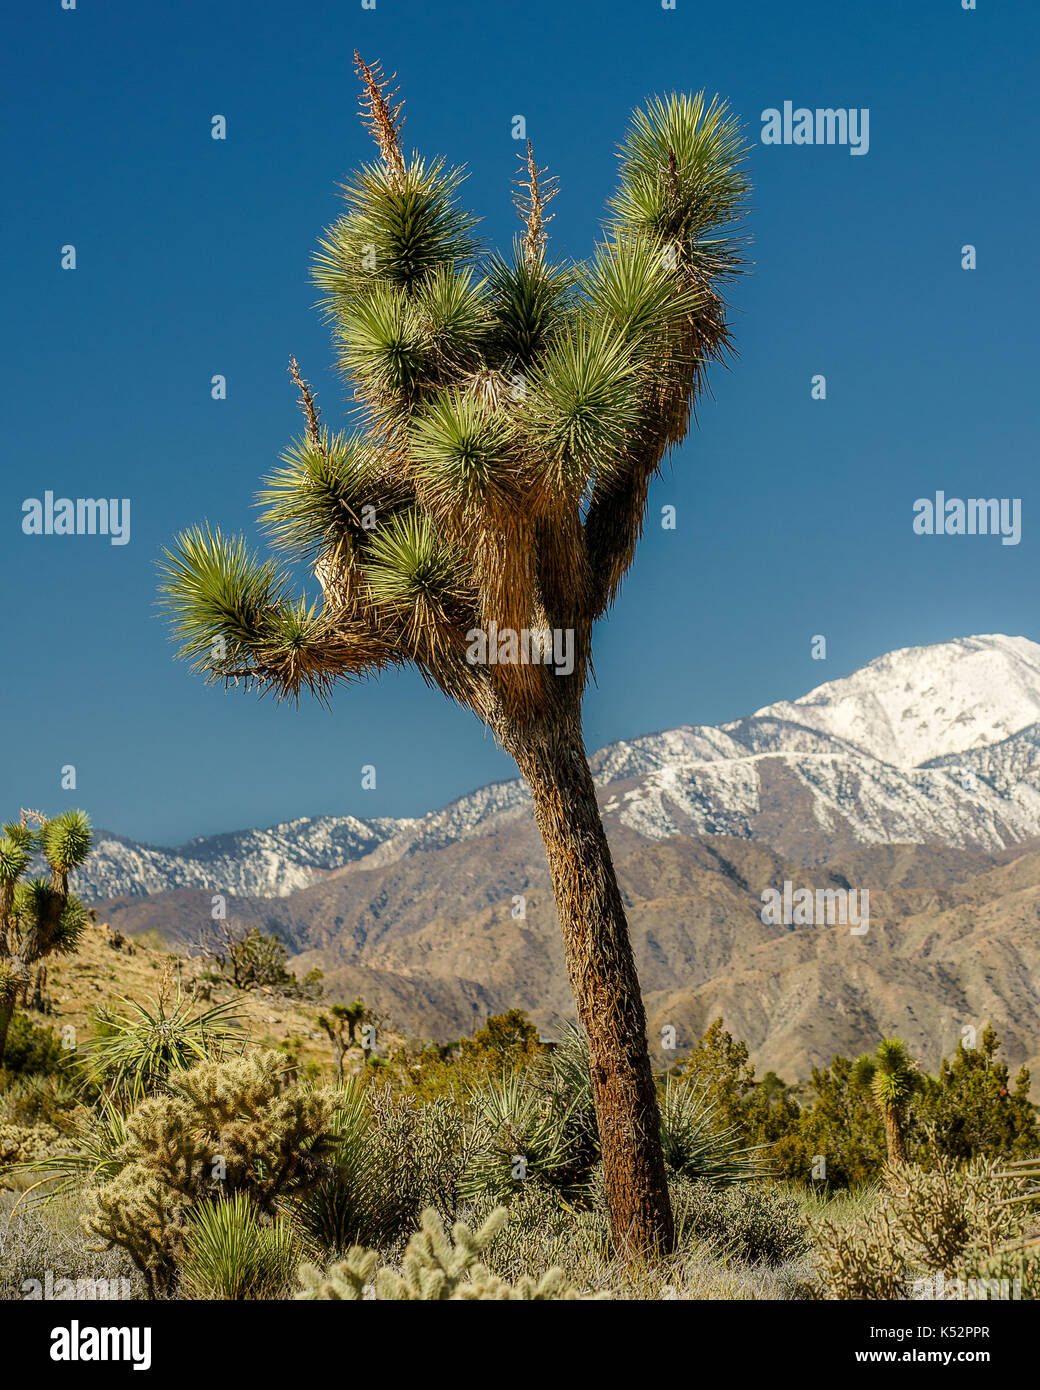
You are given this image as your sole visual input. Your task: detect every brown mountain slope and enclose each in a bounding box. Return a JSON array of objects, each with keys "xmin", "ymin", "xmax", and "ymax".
[{"xmin": 90, "ymin": 828, "xmax": 1040, "ymax": 1085}]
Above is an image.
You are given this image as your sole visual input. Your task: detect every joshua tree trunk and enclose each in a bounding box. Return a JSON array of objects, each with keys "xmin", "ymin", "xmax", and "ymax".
[
  {"xmin": 508, "ymin": 704, "xmax": 674, "ymax": 1254},
  {"xmin": 883, "ymin": 1105, "xmax": 907, "ymax": 1166},
  {"xmin": 0, "ymin": 994, "xmax": 15, "ymax": 1068}
]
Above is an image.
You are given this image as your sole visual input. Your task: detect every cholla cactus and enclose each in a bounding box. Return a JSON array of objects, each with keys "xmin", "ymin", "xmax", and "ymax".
[
  {"xmin": 812, "ymin": 1157, "xmax": 1038, "ymax": 1300},
  {"xmin": 297, "ymin": 1206, "xmax": 605, "ymax": 1301},
  {"xmin": 85, "ymin": 1051, "xmax": 344, "ymax": 1295},
  {"xmin": 297, "ymin": 1246, "xmax": 380, "ymax": 1300},
  {"xmin": 0, "ymin": 809, "xmax": 92, "ymax": 1066}
]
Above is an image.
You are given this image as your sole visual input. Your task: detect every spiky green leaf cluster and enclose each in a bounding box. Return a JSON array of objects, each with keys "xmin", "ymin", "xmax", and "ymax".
[
  {"xmin": 871, "ymin": 1038, "xmax": 917, "ymax": 1108},
  {"xmin": 410, "ymin": 390, "xmax": 518, "ymax": 514},
  {"xmin": 0, "ymin": 839, "xmax": 30, "ymax": 885},
  {"xmin": 609, "ymin": 92, "xmax": 748, "ymax": 270},
  {"xmin": 259, "ymin": 432, "xmax": 389, "ymax": 563},
  {"xmin": 313, "ymin": 158, "xmax": 479, "ymax": 299},
  {"xmin": 161, "ymin": 83, "xmax": 748, "ymax": 722},
  {"xmin": 180, "ymin": 1192, "xmax": 298, "ymax": 1300},
  {"xmin": 41, "ymin": 809, "xmax": 92, "ymax": 874}
]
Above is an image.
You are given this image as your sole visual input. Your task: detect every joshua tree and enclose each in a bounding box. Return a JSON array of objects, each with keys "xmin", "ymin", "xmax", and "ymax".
[
  {"xmin": 340, "ymin": 998, "xmax": 367, "ymax": 1046},
  {"xmin": 318, "ymin": 1000, "xmax": 367, "ymax": 1080},
  {"xmin": 854, "ymin": 1038, "xmax": 918, "ymax": 1167},
  {"xmin": 0, "ymin": 809, "xmax": 92, "ymax": 1066},
  {"xmin": 159, "ymin": 55, "xmax": 748, "ymax": 1252}
]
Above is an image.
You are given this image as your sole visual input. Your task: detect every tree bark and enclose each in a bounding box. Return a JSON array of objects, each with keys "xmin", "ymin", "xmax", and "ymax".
[
  {"xmin": 883, "ymin": 1105, "xmax": 907, "ymax": 1166},
  {"xmin": 508, "ymin": 706, "xmax": 674, "ymax": 1255},
  {"xmin": 0, "ymin": 995, "xmax": 14, "ymax": 1068}
]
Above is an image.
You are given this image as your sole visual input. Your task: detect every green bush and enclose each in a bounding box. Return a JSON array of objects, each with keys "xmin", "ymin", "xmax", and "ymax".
[
  {"xmin": 0, "ymin": 1014, "xmax": 66, "ymax": 1078},
  {"xmin": 672, "ymin": 1178, "xmax": 810, "ymax": 1266}
]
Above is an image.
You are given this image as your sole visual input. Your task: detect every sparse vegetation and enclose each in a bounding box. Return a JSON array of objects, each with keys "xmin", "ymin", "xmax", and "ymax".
[{"xmin": 4, "ymin": 982, "xmax": 1035, "ymax": 1301}]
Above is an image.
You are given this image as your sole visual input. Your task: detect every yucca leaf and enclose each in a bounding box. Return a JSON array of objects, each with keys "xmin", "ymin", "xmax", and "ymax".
[
  {"xmin": 180, "ymin": 1193, "xmax": 298, "ymax": 1300},
  {"xmin": 157, "ymin": 524, "xmax": 292, "ymax": 672},
  {"xmin": 259, "ymin": 432, "xmax": 389, "ymax": 562},
  {"xmin": 361, "ymin": 509, "xmax": 462, "ymax": 610},
  {"xmin": 609, "ymin": 92, "xmax": 749, "ymax": 264},
  {"xmin": 335, "ymin": 280, "xmax": 428, "ymax": 416},
  {"xmin": 523, "ymin": 325, "xmax": 639, "ymax": 495},
  {"xmin": 0, "ymin": 837, "xmax": 31, "ymax": 885},
  {"xmin": 412, "ymin": 264, "xmax": 491, "ymax": 371},
  {"xmin": 409, "ymin": 390, "xmax": 518, "ymax": 516},
  {"xmin": 485, "ymin": 245, "xmax": 575, "ymax": 368},
  {"xmin": 313, "ymin": 157, "xmax": 479, "ymax": 302},
  {"xmin": 51, "ymin": 895, "xmax": 88, "ymax": 955}
]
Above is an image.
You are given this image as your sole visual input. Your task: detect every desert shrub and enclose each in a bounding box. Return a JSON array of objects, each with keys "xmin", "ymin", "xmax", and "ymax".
[
  {"xmin": 812, "ymin": 1198, "xmax": 909, "ymax": 1300},
  {"xmin": 461, "ymin": 1009, "xmax": 542, "ymax": 1063},
  {"xmin": 0, "ymin": 1189, "xmax": 143, "ymax": 1301},
  {"xmin": 915, "ymin": 1027, "xmax": 1038, "ymax": 1163},
  {"xmin": 179, "ymin": 1192, "xmax": 298, "ymax": 1299},
  {"xmin": 0, "ymin": 1122, "xmax": 63, "ymax": 1173},
  {"xmin": 466, "ymin": 1181, "xmax": 610, "ymax": 1283},
  {"xmin": 15, "ymin": 1093, "xmax": 131, "ymax": 1205},
  {"xmin": 0, "ymin": 1013, "xmax": 66, "ymax": 1078},
  {"xmin": 297, "ymin": 1205, "xmax": 605, "ymax": 1301},
  {"xmin": 227, "ymin": 927, "xmax": 293, "ymax": 990},
  {"xmin": 534, "ymin": 1023, "xmax": 601, "ymax": 1166},
  {"xmin": 811, "ymin": 1157, "xmax": 1040, "ymax": 1300},
  {"xmin": 671, "ymin": 1177, "xmax": 810, "ymax": 1266},
  {"xmin": 381, "ymin": 1010, "xmax": 544, "ymax": 1101},
  {"xmin": 0, "ymin": 1071, "xmax": 78, "ymax": 1128},
  {"xmin": 771, "ymin": 1055, "xmax": 886, "ymax": 1187},
  {"xmin": 372, "ymin": 1088, "xmax": 470, "ymax": 1225}
]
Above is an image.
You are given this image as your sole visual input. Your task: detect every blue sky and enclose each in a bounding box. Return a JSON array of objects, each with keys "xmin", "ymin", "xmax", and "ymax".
[{"xmin": 3, "ymin": 0, "xmax": 1038, "ymax": 846}]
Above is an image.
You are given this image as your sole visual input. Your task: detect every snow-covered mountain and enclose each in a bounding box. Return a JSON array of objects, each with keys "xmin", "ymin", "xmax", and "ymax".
[
  {"xmin": 78, "ymin": 817, "xmax": 413, "ymax": 901},
  {"xmin": 75, "ymin": 634, "xmax": 1040, "ymax": 901},
  {"xmin": 753, "ymin": 634, "xmax": 1040, "ymax": 767}
]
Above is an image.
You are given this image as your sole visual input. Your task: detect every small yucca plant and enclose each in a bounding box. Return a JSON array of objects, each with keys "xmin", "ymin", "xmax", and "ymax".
[
  {"xmin": 86, "ymin": 981, "xmax": 243, "ymax": 1101},
  {"xmin": 461, "ymin": 1070, "xmax": 592, "ymax": 1205},
  {"xmin": 854, "ymin": 1039, "xmax": 918, "ymax": 1167},
  {"xmin": 658, "ymin": 1076, "xmax": 762, "ymax": 1185},
  {"xmin": 180, "ymin": 1193, "xmax": 298, "ymax": 1300}
]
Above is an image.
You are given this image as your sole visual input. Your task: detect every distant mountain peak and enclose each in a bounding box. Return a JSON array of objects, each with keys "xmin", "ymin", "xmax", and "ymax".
[{"xmin": 751, "ymin": 634, "xmax": 1040, "ymax": 768}]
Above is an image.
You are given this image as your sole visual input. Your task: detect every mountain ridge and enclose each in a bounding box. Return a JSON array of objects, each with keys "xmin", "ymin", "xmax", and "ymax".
[{"xmin": 73, "ymin": 633, "xmax": 1040, "ymax": 901}]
